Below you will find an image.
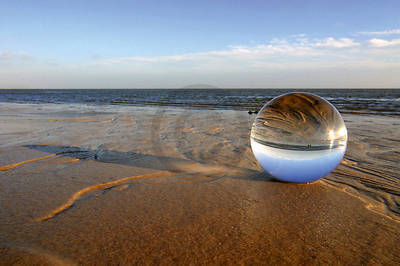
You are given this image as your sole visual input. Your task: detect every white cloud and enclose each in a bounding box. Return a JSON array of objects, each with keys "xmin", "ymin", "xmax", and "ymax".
[
  {"xmin": 368, "ymin": 38, "xmax": 400, "ymax": 47},
  {"xmin": 3, "ymin": 32, "xmax": 400, "ymax": 88},
  {"xmin": 100, "ymin": 40, "xmax": 325, "ymax": 66},
  {"xmin": 358, "ymin": 29, "xmax": 400, "ymax": 35},
  {"xmin": 289, "ymin": 33, "xmax": 306, "ymax": 38},
  {"xmin": 0, "ymin": 51, "xmax": 16, "ymax": 59},
  {"xmin": 82, "ymin": 34, "xmax": 400, "ymax": 88},
  {"xmin": 314, "ymin": 37, "xmax": 360, "ymax": 48},
  {"xmin": 0, "ymin": 50, "xmax": 31, "ymax": 60}
]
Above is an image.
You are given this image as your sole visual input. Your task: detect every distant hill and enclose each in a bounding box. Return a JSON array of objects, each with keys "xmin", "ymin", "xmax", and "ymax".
[{"xmin": 181, "ymin": 84, "xmax": 219, "ymax": 89}]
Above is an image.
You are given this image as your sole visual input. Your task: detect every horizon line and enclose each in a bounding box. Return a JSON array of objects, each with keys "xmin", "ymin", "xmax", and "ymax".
[{"xmin": 0, "ymin": 87, "xmax": 399, "ymax": 90}]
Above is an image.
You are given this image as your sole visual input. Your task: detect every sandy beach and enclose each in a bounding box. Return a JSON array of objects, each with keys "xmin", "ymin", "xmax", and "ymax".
[{"xmin": 1, "ymin": 102, "xmax": 399, "ymax": 265}]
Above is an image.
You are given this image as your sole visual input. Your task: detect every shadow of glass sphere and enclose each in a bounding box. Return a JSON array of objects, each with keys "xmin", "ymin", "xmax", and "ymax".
[{"xmin": 250, "ymin": 92, "xmax": 347, "ymax": 183}]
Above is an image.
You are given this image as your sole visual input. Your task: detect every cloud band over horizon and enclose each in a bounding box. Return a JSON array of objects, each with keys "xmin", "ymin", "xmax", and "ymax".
[{"xmin": 1, "ymin": 31, "xmax": 400, "ymax": 88}]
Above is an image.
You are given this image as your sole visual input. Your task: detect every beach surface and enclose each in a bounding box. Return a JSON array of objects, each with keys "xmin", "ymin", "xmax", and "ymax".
[{"xmin": 0, "ymin": 102, "xmax": 399, "ymax": 265}]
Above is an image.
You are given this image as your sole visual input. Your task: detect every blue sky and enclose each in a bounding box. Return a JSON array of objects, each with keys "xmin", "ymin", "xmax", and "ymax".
[{"xmin": 1, "ymin": 0, "xmax": 400, "ymax": 88}]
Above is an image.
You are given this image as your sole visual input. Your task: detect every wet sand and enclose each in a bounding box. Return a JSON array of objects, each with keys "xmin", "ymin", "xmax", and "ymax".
[{"xmin": 0, "ymin": 102, "xmax": 399, "ymax": 265}]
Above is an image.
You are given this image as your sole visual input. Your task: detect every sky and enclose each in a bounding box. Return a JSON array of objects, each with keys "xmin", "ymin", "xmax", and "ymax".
[{"xmin": 1, "ymin": 0, "xmax": 400, "ymax": 88}]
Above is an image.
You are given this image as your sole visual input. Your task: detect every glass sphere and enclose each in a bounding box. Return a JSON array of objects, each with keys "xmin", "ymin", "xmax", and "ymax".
[{"xmin": 250, "ymin": 92, "xmax": 347, "ymax": 183}]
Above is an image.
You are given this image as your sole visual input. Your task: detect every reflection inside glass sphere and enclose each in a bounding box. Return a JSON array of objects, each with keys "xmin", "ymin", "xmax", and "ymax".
[{"xmin": 250, "ymin": 92, "xmax": 347, "ymax": 183}]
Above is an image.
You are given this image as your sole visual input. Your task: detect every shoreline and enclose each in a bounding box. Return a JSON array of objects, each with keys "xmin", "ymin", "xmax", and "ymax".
[{"xmin": 1, "ymin": 88, "xmax": 399, "ymax": 116}]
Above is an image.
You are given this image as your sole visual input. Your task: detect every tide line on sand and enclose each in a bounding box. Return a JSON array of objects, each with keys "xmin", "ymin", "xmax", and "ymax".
[
  {"xmin": 37, "ymin": 170, "xmax": 180, "ymax": 221},
  {"xmin": 37, "ymin": 163, "xmax": 232, "ymax": 222},
  {"xmin": 0, "ymin": 243, "xmax": 76, "ymax": 266},
  {"xmin": 0, "ymin": 154, "xmax": 57, "ymax": 171}
]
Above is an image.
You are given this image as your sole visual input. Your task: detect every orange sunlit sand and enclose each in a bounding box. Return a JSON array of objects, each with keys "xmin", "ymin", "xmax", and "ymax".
[{"xmin": 1, "ymin": 103, "xmax": 399, "ymax": 264}]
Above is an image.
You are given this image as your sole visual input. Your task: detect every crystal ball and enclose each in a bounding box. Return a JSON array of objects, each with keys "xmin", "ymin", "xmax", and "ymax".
[{"xmin": 250, "ymin": 92, "xmax": 347, "ymax": 183}]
